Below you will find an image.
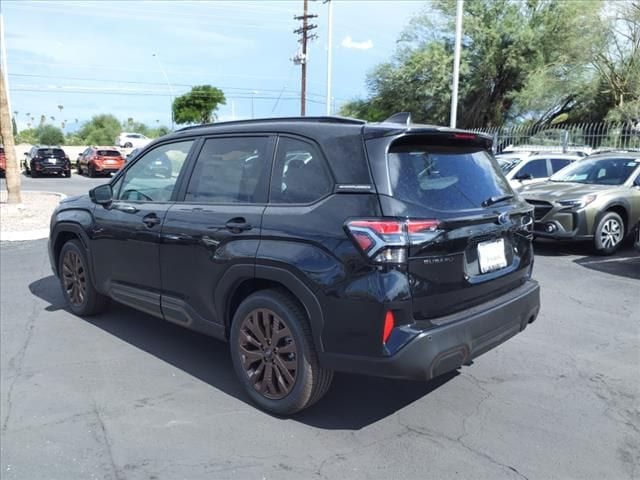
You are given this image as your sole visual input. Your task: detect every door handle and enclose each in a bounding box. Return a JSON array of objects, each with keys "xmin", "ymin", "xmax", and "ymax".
[
  {"xmin": 142, "ymin": 213, "xmax": 161, "ymax": 228},
  {"xmin": 115, "ymin": 203, "xmax": 138, "ymax": 214},
  {"xmin": 225, "ymin": 217, "xmax": 252, "ymax": 233}
]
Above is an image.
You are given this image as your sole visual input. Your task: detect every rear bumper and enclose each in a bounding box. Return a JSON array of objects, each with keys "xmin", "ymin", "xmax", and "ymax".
[
  {"xmin": 36, "ymin": 165, "xmax": 69, "ymax": 174},
  {"xmin": 320, "ymin": 280, "xmax": 540, "ymax": 381}
]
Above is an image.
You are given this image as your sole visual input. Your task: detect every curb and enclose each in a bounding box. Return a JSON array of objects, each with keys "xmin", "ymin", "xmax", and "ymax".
[{"xmin": 0, "ymin": 191, "xmax": 67, "ymax": 242}]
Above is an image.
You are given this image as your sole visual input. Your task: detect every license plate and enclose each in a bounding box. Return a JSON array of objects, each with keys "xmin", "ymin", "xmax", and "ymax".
[
  {"xmin": 477, "ymin": 238, "xmax": 507, "ymax": 273},
  {"xmin": 48, "ymin": 158, "xmax": 57, "ymax": 164}
]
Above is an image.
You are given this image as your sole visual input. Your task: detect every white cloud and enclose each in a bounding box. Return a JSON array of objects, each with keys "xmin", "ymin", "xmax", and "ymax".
[{"xmin": 341, "ymin": 36, "xmax": 373, "ymax": 50}]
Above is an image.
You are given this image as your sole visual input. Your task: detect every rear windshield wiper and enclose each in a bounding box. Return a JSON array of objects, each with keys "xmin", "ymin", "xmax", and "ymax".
[{"xmin": 482, "ymin": 194, "xmax": 514, "ymax": 207}]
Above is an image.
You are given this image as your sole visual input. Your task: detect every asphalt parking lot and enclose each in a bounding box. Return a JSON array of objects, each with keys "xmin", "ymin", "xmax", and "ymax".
[
  {"xmin": 1, "ymin": 176, "xmax": 639, "ymax": 479},
  {"xmin": 0, "ymin": 170, "xmax": 110, "ymax": 198}
]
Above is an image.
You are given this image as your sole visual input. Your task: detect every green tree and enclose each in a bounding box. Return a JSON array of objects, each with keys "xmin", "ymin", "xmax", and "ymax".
[
  {"xmin": 341, "ymin": 0, "xmax": 605, "ymax": 127},
  {"xmin": 77, "ymin": 114, "xmax": 122, "ymax": 145},
  {"xmin": 172, "ymin": 85, "xmax": 226, "ymax": 124},
  {"xmin": 36, "ymin": 124, "xmax": 65, "ymax": 145},
  {"xmin": 16, "ymin": 128, "xmax": 38, "ymax": 144},
  {"xmin": 148, "ymin": 125, "xmax": 170, "ymax": 138}
]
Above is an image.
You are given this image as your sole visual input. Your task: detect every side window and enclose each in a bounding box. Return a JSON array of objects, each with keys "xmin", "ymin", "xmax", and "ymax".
[
  {"xmin": 270, "ymin": 137, "xmax": 333, "ymax": 204},
  {"xmin": 518, "ymin": 159, "xmax": 548, "ymax": 178},
  {"xmin": 117, "ymin": 140, "xmax": 193, "ymax": 202},
  {"xmin": 184, "ymin": 137, "xmax": 269, "ymax": 204},
  {"xmin": 550, "ymin": 158, "xmax": 571, "ymax": 173}
]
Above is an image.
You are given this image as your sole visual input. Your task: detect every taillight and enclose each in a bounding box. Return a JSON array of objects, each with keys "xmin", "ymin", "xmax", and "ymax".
[{"xmin": 346, "ymin": 218, "xmax": 441, "ymax": 263}]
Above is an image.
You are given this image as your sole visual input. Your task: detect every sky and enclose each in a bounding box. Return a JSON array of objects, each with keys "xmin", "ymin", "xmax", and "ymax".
[{"xmin": 2, "ymin": 0, "xmax": 425, "ymax": 131}]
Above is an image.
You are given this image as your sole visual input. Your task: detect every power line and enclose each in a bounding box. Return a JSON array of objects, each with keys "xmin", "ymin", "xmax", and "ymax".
[
  {"xmin": 7, "ymin": 72, "xmax": 340, "ymax": 100},
  {"xmin": 10, "ymin": 87, "xmax": 331, "ymax": 105}
]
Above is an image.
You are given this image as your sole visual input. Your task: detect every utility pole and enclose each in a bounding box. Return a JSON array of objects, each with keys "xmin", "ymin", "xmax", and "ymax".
[{"xmin": 293, "ymin": 0, "xmax": 317, "ymax": 116}]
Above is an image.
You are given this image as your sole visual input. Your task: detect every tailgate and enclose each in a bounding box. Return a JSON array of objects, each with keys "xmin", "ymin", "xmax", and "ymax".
[{"xmin": 369, "ymin": 134, "xmax": 535, "ymax": 319}]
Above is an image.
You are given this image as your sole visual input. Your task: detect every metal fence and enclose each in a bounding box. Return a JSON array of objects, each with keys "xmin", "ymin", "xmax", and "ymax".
[{"xmin": 470, "ymin": 122, "xmax": 640, "ymax": 155}]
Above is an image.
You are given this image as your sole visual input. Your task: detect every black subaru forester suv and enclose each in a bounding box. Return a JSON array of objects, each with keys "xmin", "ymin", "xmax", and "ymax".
[{"xmin": 49, "ymin": 116, "xmax": 540, "ymax": 414}]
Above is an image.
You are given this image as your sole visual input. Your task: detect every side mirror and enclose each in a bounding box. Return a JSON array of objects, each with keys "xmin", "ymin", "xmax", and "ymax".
[
  {"xmin": 515, "ymin": 173, "xmax": 533, "ymax": 181},
  {"xmin": 24, "ymin": 152, "xmax": 29, "ymax": 156},
  {"xmin": 634, "ymin": 176, "xmax": 640, "ymax": 187},
  {"xmin": 89, "ymin": 184, "xmax": 113, "ymax": 205}
]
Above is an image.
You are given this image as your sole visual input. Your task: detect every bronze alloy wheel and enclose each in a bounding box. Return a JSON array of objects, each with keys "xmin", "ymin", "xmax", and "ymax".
[
  {"xmin": 238, "ymin": 308, "xmax": 298, "ymax": 399},
  {"xmin": 62, "ymin": 250, "xmax": 86, "ymax": 306}
]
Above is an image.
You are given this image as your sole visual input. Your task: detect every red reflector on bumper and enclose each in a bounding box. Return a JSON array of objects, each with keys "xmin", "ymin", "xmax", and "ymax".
[{"xmin": 383, "ymin": 311, "xmax": 395, "ymax": 344}]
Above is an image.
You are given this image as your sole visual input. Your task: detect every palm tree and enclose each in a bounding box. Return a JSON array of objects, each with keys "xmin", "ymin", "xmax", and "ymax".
[
  {"xmin": 58, "ymin": 105, "xmax": 63, "ymax": 115},
  {"xmin": 40, "ymin": 114, "xmax": 46, "ymax": 125}
]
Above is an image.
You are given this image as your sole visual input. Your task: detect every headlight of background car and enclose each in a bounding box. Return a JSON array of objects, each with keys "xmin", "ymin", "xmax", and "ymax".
[{"xmin": 557, "ymin": 194, "xmax": 597, "ymax": 209}]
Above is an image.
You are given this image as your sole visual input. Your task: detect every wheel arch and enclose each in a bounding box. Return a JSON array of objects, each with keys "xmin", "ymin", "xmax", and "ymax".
[
  {"xmin": 600, "ymin": 202, "xmax": 630, "ymax": 234},
  {"xmin": 50, "ymin": 220, "xmax": 92, "ymax": 277},
  {"xmin": 216, "ymin": 264, "xmax": 325, "ymax": 353}
]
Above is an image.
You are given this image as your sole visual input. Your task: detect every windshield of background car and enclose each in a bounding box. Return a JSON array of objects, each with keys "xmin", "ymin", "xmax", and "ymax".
[
  {"xmin": 549, "ymin": 157, "xmax": 640, "ymax": 185},
  {"xmin": 97, "ymin": 150, "xmax": 121, "ymax": 157},
  {"xmin": 500, "ymin": 158, "xmax": 524, "ymax": 173},
  {"xmin": 388, "ymin": 145, "xmax": 512, "ymax": 211},
  {"xmin": 37, "ymin": 148, "xmax": 65, "ymax": 157}
]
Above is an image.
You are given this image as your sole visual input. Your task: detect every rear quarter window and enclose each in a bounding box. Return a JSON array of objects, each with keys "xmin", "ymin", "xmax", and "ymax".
[{"xmin": 388, "ymin": 145, "xmax": 512, "ymax": 211}]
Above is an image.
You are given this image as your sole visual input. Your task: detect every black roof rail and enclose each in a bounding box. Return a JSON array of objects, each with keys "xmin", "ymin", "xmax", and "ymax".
[{"xmin": 175, "ymin": 116, "xmax": 366, "ymax": 132}]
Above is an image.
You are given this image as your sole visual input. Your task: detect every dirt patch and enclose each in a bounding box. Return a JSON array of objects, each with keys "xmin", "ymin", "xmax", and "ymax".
[{"xmin": 0, "ymin": 191, "xmax": 64, "ymax": 236}]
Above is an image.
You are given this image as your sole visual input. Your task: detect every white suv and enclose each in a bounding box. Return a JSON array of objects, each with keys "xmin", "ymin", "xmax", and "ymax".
[
  {"xmin": 116, "ymin": 132, "xmax": 149, "ymax": 149},
  {"xmin": 498, "ymin": 152, "xmax": 582, "ymax": 189}
]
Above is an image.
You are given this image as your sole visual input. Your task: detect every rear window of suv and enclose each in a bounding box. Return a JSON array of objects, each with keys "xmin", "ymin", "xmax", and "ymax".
[
  {"xmin": 37, "ymin": 149, "xmax": 65, "ymax": 157},
  {"xmin": 97, "ymin": 150, "xmax": 121, "ymax": 157},
  {"xmin": 388, "ymin": 144, "xmax": 512, "ymax": 211}
]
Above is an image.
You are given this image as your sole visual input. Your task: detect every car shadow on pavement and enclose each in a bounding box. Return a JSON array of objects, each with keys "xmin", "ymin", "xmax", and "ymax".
[
  {"xmin": 573, "ymin": 254, "xmax": 640, "ymax": 280},
  {"xmin": 533, "ymin": 239, "xmax": 597, "ymax": 257},
  {"xmin": 29, "ymin": 275, "xmax": 454, "ymax": 429}
]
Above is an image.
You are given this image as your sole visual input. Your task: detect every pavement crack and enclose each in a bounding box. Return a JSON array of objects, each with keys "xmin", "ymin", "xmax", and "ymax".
[
  {"xmin": 1, "ymin": 274, "xmax": 44, "ymax": 433},
  {"xmin": 89, "ymin": 394, "xmax": 123, "ymax": 480}
]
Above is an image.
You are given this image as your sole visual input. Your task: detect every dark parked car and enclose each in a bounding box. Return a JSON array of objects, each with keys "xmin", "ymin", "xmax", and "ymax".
[
  {"xmin": 23, "ymin": 146, "xmax": 71, "ymax": 177},
  {"xmin": 48, "ymin": 116, "xmax": 540, "ymax": 414},
  {"xmin": 77, "ymin": 147, "xmax": 125, "ymax": 177}
]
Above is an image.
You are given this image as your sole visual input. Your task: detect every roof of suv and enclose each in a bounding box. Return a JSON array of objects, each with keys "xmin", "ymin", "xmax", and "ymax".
[{"xmin": 162, "ymin": 116, "xmax": 493, "ymax": 184}]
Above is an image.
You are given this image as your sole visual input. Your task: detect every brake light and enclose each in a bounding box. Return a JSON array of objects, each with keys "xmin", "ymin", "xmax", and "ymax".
[
  {"xmin": 383, "ymin": 311, "xmax": 395, "ymax": 344},
  {"xmin": 453, "ymin": 133, "xmax": 476, "ymax": 140},
  {"xmin": 346, "ymin": 218, "xmax": 442, "ymax": 263}
]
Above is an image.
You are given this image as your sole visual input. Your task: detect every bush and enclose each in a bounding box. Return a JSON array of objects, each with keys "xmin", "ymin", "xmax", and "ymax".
[{"xmin": 36, "ymin": 124, "xmax": 65, "ymax": 145}]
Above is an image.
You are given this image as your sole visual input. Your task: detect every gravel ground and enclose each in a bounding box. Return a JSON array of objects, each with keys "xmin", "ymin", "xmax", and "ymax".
[{"xmin": 0, "ymin": 191, "xmax": 63, "ymax": 234}]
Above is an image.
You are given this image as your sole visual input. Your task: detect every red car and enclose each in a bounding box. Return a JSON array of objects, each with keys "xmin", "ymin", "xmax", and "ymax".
[
  {"xmin": 77, "ymin": 147, "xmax": 125, "ymax": 177},
  {"xmin": 0, "ymin": 146, "xmax": 6, "ymax": 176}
]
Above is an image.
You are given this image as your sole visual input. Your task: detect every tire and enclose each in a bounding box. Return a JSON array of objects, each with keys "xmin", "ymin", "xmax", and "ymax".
[
  {"xmin": 31, "ymin": 169, "xmax": 39, "ymax": 178},
  {"xmin": 77, "ymin": 163, "xmax": 82, "ymax": 175},
  {"xmin": 229, "ymin": 289, "xmax": 333, "ymax": 415},
  {"xmin": 594, "ymin": 211, "xmax": 625, "ymax": 255},
  {"xmin": 124, "ymin": 142, "xmax": 133, "ymax": 148},
  {"xmin": 58, "ymin": 239, "xmax": 110, "ymax": 316},
  {"xmin": 88, "ymin": 164, "xmax": 96, "ymax": 178},
  {"xmin": 64, "ymin": 170, "xmax": 71, "ymax": 178}
]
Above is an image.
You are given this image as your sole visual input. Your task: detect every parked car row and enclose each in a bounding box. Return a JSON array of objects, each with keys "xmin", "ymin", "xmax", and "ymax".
[{"xmin": 504, "ymin": 150, "xmax": 640, "ymax": 255}]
